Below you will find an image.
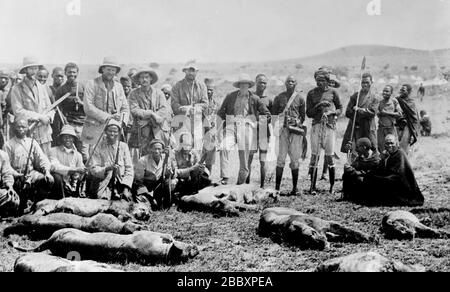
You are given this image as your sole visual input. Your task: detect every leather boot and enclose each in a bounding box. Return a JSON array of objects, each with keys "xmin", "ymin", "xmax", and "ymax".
[
  {"xmin": 275, "ymin": 167, "xmax": 283, "ymax": 191},
  {"xmin": 291, "ymin": 169, "xmax": 299, "ymax": 196},
  {"xmin": 309, "ymin": 167, "xmax": 318, "ymax": 195},
  {"xmin": 329, "ymin": 166, "xmax": 336, "ymax": 194}
]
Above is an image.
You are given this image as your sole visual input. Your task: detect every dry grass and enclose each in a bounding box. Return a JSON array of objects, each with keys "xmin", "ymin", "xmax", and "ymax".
[{"xmin": 1, "ymin": 88, "xmax": 449, "ymax": 272}]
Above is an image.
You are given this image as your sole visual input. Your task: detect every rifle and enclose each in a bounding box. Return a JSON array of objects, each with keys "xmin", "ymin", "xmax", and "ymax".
[
  {"xmin": 108, "ymin": 114, "xmax": 125, "ymax": 200},
  {"xmin": 155, "ymin": 128, "xmax": 173, "ymax": 209},
  {"xmin": 28, "ymin": 92, "xmax": 72, "ymax": 133}
]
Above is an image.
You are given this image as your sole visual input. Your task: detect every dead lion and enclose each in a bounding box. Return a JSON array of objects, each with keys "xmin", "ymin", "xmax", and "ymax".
[
  {"xmin": 381, "ymin": 210, "xmax": 450, "ymax": 240},
  {"xmin": 4, "ymin": 213, "xmax": 145, "ymax": 239},
  {"xmin": 258, "ymin": 207, "xmax": 377, "ymax": 250},
  {"xmin": 32, "ymin": 198, "xmax": 151, "ymax": 221},
  {"xmin": 315, "ymin": 252, "xmax": 425, "ymax": 272},
  {"xmin": 15, "ymin": 253, "xmax": 123, "ymax": 272},
  {"xmin": 178, "ymin": 184, "xmax": 278, "ymax": 216},
  {"xmin": 9, "ymin": 228, "xmax": 199, "ymax": 265}
]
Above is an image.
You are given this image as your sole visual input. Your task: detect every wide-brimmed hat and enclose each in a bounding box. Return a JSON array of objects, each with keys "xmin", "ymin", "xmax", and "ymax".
[
  {"xmin": 19, "ymin": 56, "xmax": 44, "ymax": 74},
  {"xmin": 105, "ymin": 119, "xmax": 122, "ymax": 131},
  {"xmin": 149, "ymin": 139, "xmax": 165, "ymax": 149},
  {"xmin": 233, "ymin": 74, "xmax": 255, "ymax": 88},
  {"xmin": 58, "ymin": 125, "xmax": 78, "ymax": 139},
  {"xmin": 0, "ymin": 69, "xmax": 9, "ymax": 78},
  {"xmin": 182, "ymin": 61, "xmax": 200, "ymax": 72},
  {"xmin": 133, "ymin": 68, "xmax": 158, "ymax": 85},
  {"xmin": 98, "ymin": 56, "xmax": 121, "ymax": 74}
]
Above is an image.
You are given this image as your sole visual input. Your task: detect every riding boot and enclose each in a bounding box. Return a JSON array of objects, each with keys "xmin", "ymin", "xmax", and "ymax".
[
  {"xmin": 275, "ymin": 167, "xmax": 283, "ymax": 191},
  {"xmin": 328, "ymin": 166, "xmax": 336, "ymax": 194},
  {"xmin": 260, "ymin": 162, "xmax": 266, "ymax": 188},
  {"xmin": 309, "ymin": 167, "xmax": 318, "ymax": 195},
  {"xmin": 291, "ymin": 169, "xmax": 299, "ymax": 195},
  {"xmin": 321, "ymin": 158, "xmax": 328, "ymax": 180}
]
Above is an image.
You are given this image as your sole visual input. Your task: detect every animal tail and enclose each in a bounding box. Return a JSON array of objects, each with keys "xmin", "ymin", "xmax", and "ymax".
[{"xmin": 8, "ymin": 240, "xmax": 46, "ymax": 253}]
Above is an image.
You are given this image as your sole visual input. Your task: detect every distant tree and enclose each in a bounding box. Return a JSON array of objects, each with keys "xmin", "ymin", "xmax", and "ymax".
[
  {"xmin": 410, "ymin": 65, "xmax": 418, "ymax": 71},
  {"xmin": 383, "ymin": 64, "xmax": 390, "ymax": 70},
  {"xmin": 441, "ymin": 66, "xmax": 446, "ymax": 70},
  {"xmin": 169, "ymin": 68, "xmax": 177, "ymax": 75},
  {"xmin": 295, "ymin": 64, "xmax": 303, "ymax": 70},
  {"xmin": 404, "ymin": 66, "xmax": 409, "ymax": 71},
  {"xmin": 149, "ymin": 62, "xmax": 160, "ymax": 69}
]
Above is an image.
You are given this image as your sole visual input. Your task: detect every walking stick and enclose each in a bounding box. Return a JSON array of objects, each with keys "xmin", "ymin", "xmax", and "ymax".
[{"xmin": 347, "ymin": 56, "xmax": 367, "ymax": 163}]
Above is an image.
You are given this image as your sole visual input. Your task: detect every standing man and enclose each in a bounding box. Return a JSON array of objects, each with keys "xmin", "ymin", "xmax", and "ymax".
[
  {"xmin": 120, "ymin": 76, "xmax": 133, "ymax": 99},
  {"xmin": 54, "ymin": 62, "xmax": 87, "ymax": 160},
  {"xmin": 171, "ymin": 63, "xmax": 208, "ymax": 151},
  {"xmin": 306, "ymin": 69, "xmax": 343, "ymax": 195},
  {"xmin": 128, "ymin": 67, "xmax": 169, "ymax": 158},
  {"xmin": 161, "ymin": 84, "xmax": 173, "ymax": 117},
  {"xmin": 217, "ymin": 74, "xmax": 271, "ymax": 185},
  {"xmin": 10, "ymin": 57, "xmax": 55, "ymax": 155},
  {"xmin": 50, "ymin": 67, "xmax": 65, "ymax": 96},
  {"xmin": 377, "ymin": 85, "xmax": 403, "ymax": 152},
  {"xmin": 36, "ymin": 67, "xmax": 55, "ymax": 103},
  {"xmin": 88, "ymin": 120, "xmax": 133, "ymax": 201},
  {"xmin": 341, "ymin": 72, "xmax": 379, "ymax": 155},
  {"xmin": 397, "ymin": 84, "xmax": 420, "ymax": 154},
  {"xmin": 82, "ymin": 56, "xmax": 130, "ymax": 147},
  {"xmin": 272, "ymin": 75, "xmax": 306, "ymax": 196},
  {"xmin": 417, "ymin": 83, "xmax": 425, "ymax": 102},
  {"xmin": 0, "ymin": 69, "xmax": 11, "ymax": 143},
  {"xmin": 199, "ymin": 78, "xmax": 220, "ymax": 174},
  {"xmin": 247, "ymin": 74, "xmax": 272, "ymax": 187}
]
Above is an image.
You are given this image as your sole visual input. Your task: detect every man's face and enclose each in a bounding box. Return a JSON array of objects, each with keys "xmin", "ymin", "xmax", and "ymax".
[
  {"xmin": 256, "ymin": 76, "xmax": 268, "ymax": 93},
  {"xmin": 382, "ymin": 86, "xmax": 392, "ymax": 100},
  {"xmin": 61, "ymin": 134, "xmax": 75, "ymax": 149},
  {"xmin": 285, "ymin": 77, "xmax": 297, "ymax": 91},
  {"xmin": 0, "ymin": 77, "xmax": 8, "ymax": 88},
  {"xmin": 14, "ymin": 120, "xmax": 28, "ymax": 138},
  {"xmin": 151, "ymin": 143, "xmax": 163, "ymax": 160},
  {"xmin": 356, "ymin": 145, "xmax": 368, "ymax": 156},
  {"xmin": 52, "ymin": 70, "xmax": 64, "ymax": 86},
  {"xmin": 25, "ymin": 66, "xmax": 39, "ymax": 80},
  {"xmin": 399, "ymin": 86, "xmax": 409, "ymax": 98},
  {"xmin": 361, "ymin": 77, "xmax": 372, "ymax": 92},
  {"xmin": 316, "ymin": 78, "xmax": 328, "ymax": 90},
  {"xmin": 184, "ymin": 68, "xmax": 197, "ymax": 81},
  {"xmin": 105, "ymin": 126, "xmax": 120, "ymax": 143},
  {"xmin": 239, "ymin": 83, "xmax": 250, "ymax": 92},
  {"xmin": 121, "ymin": 81, "xmax": 132, "ymax": 95},
  {"xmin": 385, "ymin": 137, "xmax": 397, "ymax": 154},
  {"xmin": 139, "ymin": 73, "xmax": 152, "ymax": 87},
  {"xmin": 36, "ymin": 70, "xmax": 49, "ymax": 84},
  {"xmin": 207, "ymin": 87, "xmax": 214, "ymax": 99},
  {"xmin": 65, "ymin": 67, "xmax": 78, "ymax": 83},
  {"xmin": 102, "ymin": 66, "xmax": 118, "ymax": 81}
]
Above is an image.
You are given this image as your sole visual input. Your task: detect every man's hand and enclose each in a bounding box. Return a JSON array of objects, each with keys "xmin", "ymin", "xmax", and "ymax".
[
  {"xmin": 344, "ymin": 141, "xmax": 353, "ymax": 152},
  {"xmin": 71, "ymin": 167, "xmax": 87, "ymax": 174},
  {"xmin": 44, "ymin": 171, "xmax": 54, "ymax": 184},
  {"xmin": 344, "ymin": 164, "xmax": 354, "ymax": 172},
  {"xmin": 111, "ymin": 113, "xmax": 121, "ymax": 121},
  {"xmin": 105, "ymin": 164, "xmax": 120, "ymax": 173},
  {"xmin": 179, "ymin": 105, "xmax": 192, "ymax": 114},
  {"xmin": 190, "ymin": 164, "xmax": 203, "ymax": 172}
]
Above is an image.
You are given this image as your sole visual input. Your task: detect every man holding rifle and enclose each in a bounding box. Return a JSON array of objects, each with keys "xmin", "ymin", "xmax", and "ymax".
[
  {"xmin": 88, "ymin": 119, "xmax": 133, "ymax": 200},
  {"xmin": 10, "ymin": 56, "xmax": 55, "ymax": 155},
  {"xmin": 3, "ymin": 117, "xmax": 54, "ymax": 213}
]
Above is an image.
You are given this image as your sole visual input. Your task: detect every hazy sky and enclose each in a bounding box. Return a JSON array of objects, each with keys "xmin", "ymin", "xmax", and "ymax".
[{"xmin": 1, "ymin": 0, "xmax": 449, "ymax": 64}]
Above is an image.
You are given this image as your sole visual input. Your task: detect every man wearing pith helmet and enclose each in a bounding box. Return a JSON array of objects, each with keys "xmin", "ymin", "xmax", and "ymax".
[{"xmin": 82, "ymin": 56, "xmax": 130, "ymax": 146}]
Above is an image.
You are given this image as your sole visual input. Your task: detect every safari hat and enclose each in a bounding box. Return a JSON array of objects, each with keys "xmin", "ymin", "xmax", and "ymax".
[
  {"xmin": 98, "ymin": 56, "xmax": 121, "ymax": 74},
  {"xmin": 58, "ymin": 125, "xmax": 78, "ymax": 140},
  {"xmin": 133, "ymin": 67, "xmax": 159, "ymax": 85},
  {"xmin": 0, "ymin": 69, "xmax": 9, "ymax": 78},
  {"xmin": 233, "ymin": 74, "xmax": 255, "ymax": 88},
  {"xmin": 149, "ymin": 139, "xmax": 165, "ymax": 149},
  {"xmin": 19, "ymin": 56, "xmax": 44, "ymax": 74},
  {"xmin": 182, "ymin": 61, "xmax": 200, "ymax": 72},
  {"xmin": 105, "ymin": 119, "xmax": 122, "ymax": 131}
]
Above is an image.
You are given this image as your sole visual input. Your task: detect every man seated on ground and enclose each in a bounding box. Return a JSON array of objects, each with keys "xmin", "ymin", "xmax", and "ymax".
[
  {"xmin": 49, "ymin": 125, "xmax": 87, "ymax": 198},
  {"xmin": 342, "ymin": 138, "xmax": 380, "ymax": 202},
  {"xmin": 133, "ymin": 139, "xmax": 177, "ymax": 210},
  {"xmin": 173, "ymin": 133, "xmax": 212, "ymax": 198},
  {"xmin": 419, "ymin": 110, "xmax": 432, "ymax": 136},
  {"xmin": 3, "ymin": 117, "xmax": 54, "ymax": 213},
  {"xmin": 355, "ymin": 134, "xmax": 424, "ymax": 206},
  {"xmin": 0, "ymin": 150, "xmax": 19, "ymax": 217},
  {"xmin": 87, "ymin": 120, "xmax": 133, "ymax": 201}
]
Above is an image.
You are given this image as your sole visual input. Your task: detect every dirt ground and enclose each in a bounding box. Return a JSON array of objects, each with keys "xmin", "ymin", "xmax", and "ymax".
[{"xmin": 1, "ymin": 95, "xmax": 449, "ymax": 272}]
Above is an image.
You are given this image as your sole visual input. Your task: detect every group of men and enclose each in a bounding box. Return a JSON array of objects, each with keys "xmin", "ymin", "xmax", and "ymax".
[{"xmin": 0, "ymin": 55, "xmax": 427, "ymax": 217}]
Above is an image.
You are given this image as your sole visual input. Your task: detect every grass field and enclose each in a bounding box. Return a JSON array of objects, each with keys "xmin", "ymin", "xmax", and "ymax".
[{"xmin": 1, "ymin": 83, "xmax": 449, "ymax": 272}]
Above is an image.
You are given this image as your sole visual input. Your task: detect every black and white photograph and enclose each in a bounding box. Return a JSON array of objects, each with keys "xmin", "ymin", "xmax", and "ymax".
[{"xmin": 0, "ymin": 0, "xmax": 449, "ymax": 278}]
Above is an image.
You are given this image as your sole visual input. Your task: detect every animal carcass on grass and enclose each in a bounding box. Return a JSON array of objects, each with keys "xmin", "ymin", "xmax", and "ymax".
[
  {"xmin": 14, "ymin": 253, "xmax": 123, "ymax": 272},
  {"xmin": 4, "ymin": 213, "xmax": 145, "ymax": 239},
  {"xmin": 315, "ymin": 252, "xmax": 425, "ymax": 272},
  {"xmin": 258, "ymin": 207, "xmax": 377, "ymax": 250},
  {"xmin": 10, "ymin": 228, "xmax": 199, "ymax": 265},
  {"xmin": 33, "ymin": 198, "xmax": 151, "ymax": 221},
  {"xmin": 381, "ymin": 210, "xmax": 450, "ymax": 240},
  {"xmin": 178, "ymin": 184, "xmax": 278, "ymax": 216}
]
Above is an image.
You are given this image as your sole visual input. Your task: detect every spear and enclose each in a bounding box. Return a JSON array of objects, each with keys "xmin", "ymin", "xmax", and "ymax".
[{"xmin": 347, "ymin": 56, "xmax": 366, "ymax": 163}]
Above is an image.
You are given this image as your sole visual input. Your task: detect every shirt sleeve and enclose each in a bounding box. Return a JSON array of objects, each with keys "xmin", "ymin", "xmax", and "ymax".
[{"xmin": 49, "ymin": 148, "xmax": 71, "ymax": 176}]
